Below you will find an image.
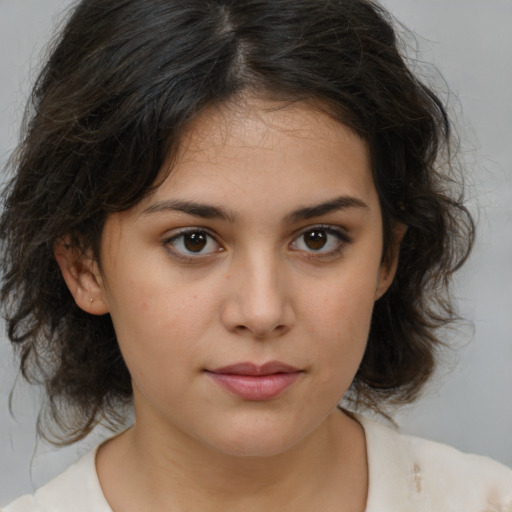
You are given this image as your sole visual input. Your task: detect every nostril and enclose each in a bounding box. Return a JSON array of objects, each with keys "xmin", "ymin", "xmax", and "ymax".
[{"xmin": 233, "ymin": 322, "xmax": 289, "ymax": 339}]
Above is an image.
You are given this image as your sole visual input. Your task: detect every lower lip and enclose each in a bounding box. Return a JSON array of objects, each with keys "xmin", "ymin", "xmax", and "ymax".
[{"xmin": 206, "ymin": 372, "xmax": 301, "ymax": 401}]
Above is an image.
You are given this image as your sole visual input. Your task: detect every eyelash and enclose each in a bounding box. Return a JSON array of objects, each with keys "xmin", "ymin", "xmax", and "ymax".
[{"xmin": 162, "ymin": 225, "xmax": 351, "ymax": 263}]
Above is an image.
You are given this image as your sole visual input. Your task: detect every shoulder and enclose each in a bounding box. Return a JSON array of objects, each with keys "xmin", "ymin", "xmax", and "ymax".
[
  {"xmin": 2, "ymin": 448, "xmax": 112, "ymax": 512},
  {"xmin": 357, "ymin": 414, "xmax": 512, "ymax": 512}
]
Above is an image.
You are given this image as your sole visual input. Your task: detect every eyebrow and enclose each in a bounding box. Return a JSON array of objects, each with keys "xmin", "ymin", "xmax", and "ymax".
[
  {"xmin": 142, "ymin": 195, "xmax": 368, "ymax": 223},
  {"xmin": 143, "ymin": 199, "xmax": 238, "ymax": 223},
  {"xmin": 285, "ymin": 196, "xmax": 369, "ymax": 223}
]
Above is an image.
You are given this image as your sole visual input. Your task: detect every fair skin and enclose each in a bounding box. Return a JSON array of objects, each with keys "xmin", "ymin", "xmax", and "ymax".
[{"xmin": 56, "ymin": 98, "xmax": 402, "ymax": 512}]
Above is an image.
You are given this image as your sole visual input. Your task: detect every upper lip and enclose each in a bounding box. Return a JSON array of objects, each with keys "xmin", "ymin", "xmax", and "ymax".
[{"xmin": 207, "ymin": 361, "xmax": 301, "ymax": 376}]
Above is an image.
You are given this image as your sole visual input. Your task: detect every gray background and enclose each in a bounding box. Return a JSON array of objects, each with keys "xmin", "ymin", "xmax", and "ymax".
[{"xmin": 1, "ymin": 0, "xmax": 511, "ymax": 505}]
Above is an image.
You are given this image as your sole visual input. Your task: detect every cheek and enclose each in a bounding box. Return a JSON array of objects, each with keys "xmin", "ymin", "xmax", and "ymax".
[
  {"xmin": 305, "ymin": 266, "xmax": 378, "ymax": 334},
  {"xmin": 302, "ymin": 269, "xmax": 378, "ymax": 381},
  {"xmin": 104, "ymin": 273, "xmax": 217, "ymax": 379},
  {"xmin": 109, "ymin": 262, "xmax": 212, "ymax": 329}
]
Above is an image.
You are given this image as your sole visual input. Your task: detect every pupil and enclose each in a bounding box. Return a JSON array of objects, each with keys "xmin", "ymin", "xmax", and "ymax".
[
  {"xmin": 184, "ymin": 232, "xmax": 207, "ymax": 252},
  {"xmin": 305, "ymin": 230, "xmax": 327, "ymax": 250}
]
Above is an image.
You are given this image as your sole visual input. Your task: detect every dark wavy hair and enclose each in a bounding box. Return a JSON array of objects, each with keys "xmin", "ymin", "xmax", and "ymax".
[{"xmin": 0, "ymin": 0, "xmax": 474, "ymax": 444}]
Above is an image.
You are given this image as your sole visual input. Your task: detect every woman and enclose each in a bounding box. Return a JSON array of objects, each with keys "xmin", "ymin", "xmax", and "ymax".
[{"xmin": 1, "ymin": 1, "xmax": 511, "ymax": 510}]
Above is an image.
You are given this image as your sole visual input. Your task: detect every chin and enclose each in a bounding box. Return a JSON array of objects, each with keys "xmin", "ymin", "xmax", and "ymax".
[{"xmin": 197, "ymin": 413, "xmax": 314, "ymax": 458}]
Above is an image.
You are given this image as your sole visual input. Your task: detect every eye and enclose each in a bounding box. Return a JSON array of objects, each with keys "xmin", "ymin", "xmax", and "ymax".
[
  {"xmin": 164, "ymin": 229, "xmax": 223, "ymax": 258},
  {"xmin": 290, "ymin": 226, "xmax": 349, "ymax": 255}
]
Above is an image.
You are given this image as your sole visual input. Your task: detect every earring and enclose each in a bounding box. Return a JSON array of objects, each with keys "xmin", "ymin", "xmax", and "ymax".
[{"xmin": 89, "ymin": 297, "xmax": 94, "ymax": 303}]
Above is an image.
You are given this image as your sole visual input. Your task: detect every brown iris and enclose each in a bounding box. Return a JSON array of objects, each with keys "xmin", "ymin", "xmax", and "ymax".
[
  {"xmin": 303, "ymin": 229, "xmax": 327, "ymax": 250},
  {"xmin": 183, "ymin": 231, "xmax": 208, "ymax": 252}
]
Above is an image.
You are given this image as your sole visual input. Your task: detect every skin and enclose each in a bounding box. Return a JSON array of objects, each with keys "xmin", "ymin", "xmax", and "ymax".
[{"xmin": 56, "ymin": 98, "xmax": 403, "ymax": 511}]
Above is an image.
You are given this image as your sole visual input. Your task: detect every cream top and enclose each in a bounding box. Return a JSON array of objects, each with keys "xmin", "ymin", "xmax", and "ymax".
[{"xmin": 4, "ymin": 415, "xmax": 512, "ymax": 511}]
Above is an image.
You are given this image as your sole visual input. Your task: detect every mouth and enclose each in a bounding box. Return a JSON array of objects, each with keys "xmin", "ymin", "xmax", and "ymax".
[{"xmin": 205, "ymin": 361, "xmax": 303, "ymax": 401}]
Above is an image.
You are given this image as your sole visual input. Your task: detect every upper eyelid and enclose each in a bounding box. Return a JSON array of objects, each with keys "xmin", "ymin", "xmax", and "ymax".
[
  {"xmin": 161, "ymin": 224, "xmax": 349, "ymax": 240},
  {"xmin": 163, "ymin": 226, "xmax": 218, "ymax": 242},
  {"xmin": 292, "ymin": 224, "xmax": 351, "ymax": 240}
]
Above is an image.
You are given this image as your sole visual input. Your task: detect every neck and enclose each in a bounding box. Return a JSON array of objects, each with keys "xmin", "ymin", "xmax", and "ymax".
[{"xmin": 97, "ymin": 408, "xmax": 367, "ymax": 512}]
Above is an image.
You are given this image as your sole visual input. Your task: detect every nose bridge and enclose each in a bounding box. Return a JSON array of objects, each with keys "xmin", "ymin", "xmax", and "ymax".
[{"xmin": 221, "ymin": 245, "xmax": 294, "ymax": 338}]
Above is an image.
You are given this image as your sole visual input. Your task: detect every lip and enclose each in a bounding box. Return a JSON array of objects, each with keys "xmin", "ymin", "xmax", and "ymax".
[{"xmin": 206, "ymin": 361, "xmax": 302, "ymax": 401}]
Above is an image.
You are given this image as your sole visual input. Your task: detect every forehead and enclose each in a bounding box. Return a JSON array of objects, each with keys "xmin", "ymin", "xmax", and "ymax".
[
  {"xmin": 137, "ymin": 98, "xmax": 377, "ymax": 219},
  {"xmin": 177, "ymin": 98, "xmax": 366, "ymax": 164}
]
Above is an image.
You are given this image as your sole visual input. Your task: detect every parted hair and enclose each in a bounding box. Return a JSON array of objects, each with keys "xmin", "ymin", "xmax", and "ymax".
[{"xmin": 0, "ymin": 0, "xmax": 474, "ymax": 444}]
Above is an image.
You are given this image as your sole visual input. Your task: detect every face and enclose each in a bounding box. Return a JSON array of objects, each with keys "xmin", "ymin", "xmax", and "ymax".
[{"xmin": 68, "ymin": 99, "xmax": 398, "ymax": 457}]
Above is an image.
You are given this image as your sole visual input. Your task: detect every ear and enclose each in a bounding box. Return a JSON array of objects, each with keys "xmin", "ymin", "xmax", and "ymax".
[
  {"xmin": 375, "ymin": 223, "xmax": 407, "ymax": 300},
  {"xmin": 54, "ymin": 237, "xmax": 110, "ymax": 315}
]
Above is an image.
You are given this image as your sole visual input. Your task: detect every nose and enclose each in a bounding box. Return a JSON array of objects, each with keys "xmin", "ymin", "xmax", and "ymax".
[{"xmin": 220, "ymin": 252, "xmax": 296, "ymax": 339}]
